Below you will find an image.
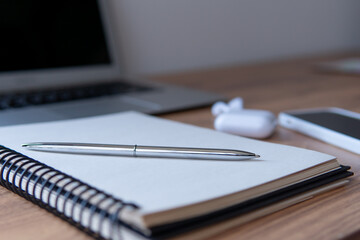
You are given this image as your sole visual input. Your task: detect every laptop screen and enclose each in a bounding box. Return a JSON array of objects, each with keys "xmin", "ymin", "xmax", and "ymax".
[{"xmin": 0, "ymin": 0, "xmax": 111, "ymax": 72}]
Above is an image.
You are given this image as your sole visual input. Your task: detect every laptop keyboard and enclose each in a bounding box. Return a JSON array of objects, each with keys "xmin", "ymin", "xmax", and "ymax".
[{"xmin": 0, "ymin": 81, "xmax": 153, "ymax": 110}]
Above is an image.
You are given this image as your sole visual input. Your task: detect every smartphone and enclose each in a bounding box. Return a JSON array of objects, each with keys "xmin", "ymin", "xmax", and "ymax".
[{"xmin": 278, "ymin": 108, "xmax": 360, "ymax": 154}]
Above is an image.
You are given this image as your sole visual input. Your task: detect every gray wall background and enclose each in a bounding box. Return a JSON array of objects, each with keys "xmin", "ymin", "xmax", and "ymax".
[{"xmin": 110, "ymin": 0, "xmax": 360, "ymax": 75}]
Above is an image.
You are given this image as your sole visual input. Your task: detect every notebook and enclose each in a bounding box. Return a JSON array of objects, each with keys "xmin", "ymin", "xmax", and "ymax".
[
  {"xmin": 0, "ymin": 0, "xmax": 222, "ymax": 127},
  {"xmin": 0, "ymin": 112, "xmax": 352, "ymax": 239}
]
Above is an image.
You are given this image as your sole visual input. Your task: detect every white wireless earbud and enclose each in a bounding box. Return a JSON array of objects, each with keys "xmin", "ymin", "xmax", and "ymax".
[
  {"xmin": 211, "ymin": 101, "xmax": 230, "ymax": 116},
  {"xmin": 211, "ymin": 97, "xmax": 244, "ymax": 116},
  {"xmin": 212, "ymin": 98, "xmax": 277, "ymax": 139},
  {"xmin": 228, "ymin": 97, "xmax": 243, "ymax": 111}
]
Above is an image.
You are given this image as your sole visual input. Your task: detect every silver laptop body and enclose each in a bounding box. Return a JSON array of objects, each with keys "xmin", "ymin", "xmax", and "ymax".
[{"xmin": 0, "ymin": 0, "xmax": 222, "ymax": 126}]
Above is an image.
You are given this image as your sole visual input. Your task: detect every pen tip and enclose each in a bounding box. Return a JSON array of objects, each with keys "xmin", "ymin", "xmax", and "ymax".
[
  {"xmin": 22, "ymin": 144, "xmax": 29, "ymax": 148},
  {"xmin": 254, "ymin": 154, "xmax": 261, "ymax": 158}
]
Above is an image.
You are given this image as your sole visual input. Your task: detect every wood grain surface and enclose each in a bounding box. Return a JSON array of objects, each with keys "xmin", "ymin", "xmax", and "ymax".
[{"xmin": 1, "ymin": 52, "xmax": 359, "ymax": 240}]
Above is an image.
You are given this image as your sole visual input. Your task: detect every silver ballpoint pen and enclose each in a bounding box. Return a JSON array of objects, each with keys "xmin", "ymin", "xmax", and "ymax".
[{"xmin": 22, "ymin": 142, "xmax": 260, "ymax": 161}]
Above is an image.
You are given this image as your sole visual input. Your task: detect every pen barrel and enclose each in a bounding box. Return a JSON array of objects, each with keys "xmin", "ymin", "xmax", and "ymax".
[
  {"xmin": 25, "ymin": 143, "xmax": 136, "ymax": 157},
  {"xmin": 23, "ymin": 143, "xmax": 259, "ymax": 160},
  {"xmin": 135, "ymin": 146, "xmax": 255, "ymax": 160}
]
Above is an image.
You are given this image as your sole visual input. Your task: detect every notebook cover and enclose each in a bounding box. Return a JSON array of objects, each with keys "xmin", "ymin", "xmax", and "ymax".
[{"xmin": 0, "ymin": 112, "xmax": 352, "ymax": 239}]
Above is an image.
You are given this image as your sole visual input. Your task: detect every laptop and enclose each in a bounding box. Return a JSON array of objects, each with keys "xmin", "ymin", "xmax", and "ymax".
[{"xmin": 0, "ymin": 0, "xmax": 222, "ymax": 126}]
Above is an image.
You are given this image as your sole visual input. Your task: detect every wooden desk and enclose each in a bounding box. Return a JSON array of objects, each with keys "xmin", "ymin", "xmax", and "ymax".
[{"xmin": 1, "ymin": 53, "xmax": 359, "ymax": 240}]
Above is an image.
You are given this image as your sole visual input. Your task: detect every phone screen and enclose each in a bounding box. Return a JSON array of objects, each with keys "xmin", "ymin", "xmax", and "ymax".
[{"xmin": 291, "ymin": 111, "xmax": 360, "ymax": 140}]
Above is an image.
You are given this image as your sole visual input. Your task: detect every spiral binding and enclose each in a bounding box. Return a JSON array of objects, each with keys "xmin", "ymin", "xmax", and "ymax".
[{"xmin": 0, "ymin": 145, "xmax": 143, "ymax": 240}]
